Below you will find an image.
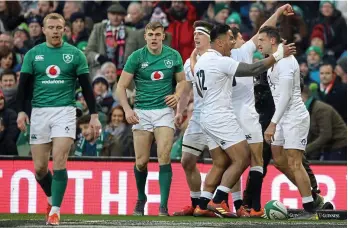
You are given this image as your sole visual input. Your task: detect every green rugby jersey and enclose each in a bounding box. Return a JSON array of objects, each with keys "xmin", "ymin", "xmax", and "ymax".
[
  {"xmin": 123, "ymin": 45, "xmax": 183, "ymax": 110},
  {"xmin": 21, "ymin": 42, "xmax": 89, "ymax": 108}
]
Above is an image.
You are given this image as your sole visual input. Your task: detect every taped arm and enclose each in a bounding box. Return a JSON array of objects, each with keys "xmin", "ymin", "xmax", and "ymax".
[{"xmin": 271, "ymin": 78, "xmax": 293, "ymax": 124}]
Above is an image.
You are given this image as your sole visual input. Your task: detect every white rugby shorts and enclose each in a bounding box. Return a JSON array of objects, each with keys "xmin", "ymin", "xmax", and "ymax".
[
  {"xmin": 234, "ymin": 102, "xmax": 263, "ymax": 144},
  {"xmin": 272, "ymin": 114, "xmax": 310, "ymax": 151},
  {"xmin": 200, "ymin": 115, "xmax": 246, "ymax": 150},
  {"xmin": 30, "ymin": 107, "xmax": 76, "ymax": 144},
  {"xmin": 132, "ymin": 107, "xmax": 174, "ymax": 132}
]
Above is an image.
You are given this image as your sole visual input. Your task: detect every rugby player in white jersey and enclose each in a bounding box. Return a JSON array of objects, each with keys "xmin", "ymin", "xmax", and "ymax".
[
  {"xmin": 229, "ymin": 4, "xmax": 294, "ymax": 217},
  {"xmin": 172, "ymin": 21, "xmax": 216, "ymax": 217},
  {"xmin": 258, "ymin": 26, "xmax": 318, "ymax": 220},
  {"xmin": 191, "ymin": 24, "xmax": 295, "ymax": 217}
]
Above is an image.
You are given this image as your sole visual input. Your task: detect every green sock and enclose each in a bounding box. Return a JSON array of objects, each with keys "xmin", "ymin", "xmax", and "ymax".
[
  {"xmin": 159, "ymin": 164, "xmax": 172, "ymax": 208},
  {"xmin": 134, "ymin": 165, "xmax": 148, "ymax": 201},
  {"xmin": 52, "ymin": 169, "xmax": 68, "ymax": 207}
]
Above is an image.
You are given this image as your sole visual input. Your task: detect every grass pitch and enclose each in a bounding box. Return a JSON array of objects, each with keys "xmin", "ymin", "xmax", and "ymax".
[{"xmin": 0, "ymin": 214, "xmax": 346, "ymax": 228}]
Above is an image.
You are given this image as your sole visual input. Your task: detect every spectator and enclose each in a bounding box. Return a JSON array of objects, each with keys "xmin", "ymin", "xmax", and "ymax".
[
  {"xmin": 278, "ymin": 4, "xmax": 307, "ymax": 56},
  {"xmin": 302, "ymin": 86, "xmax": 347, "ymax": 160},
  {"xmin": 298, "ymin": 57, "xmax": 316, "ymax": 86},
  {"xmin": 24, "ymin": 15, "xmax": 45, "ymax": 51},
  {"xmin": 24, "ymin": 0, "xmax": 54, "ymax": 18},
  {"xmin": 68, "ymin": 12, "xmax": 89, "ymax": 52},
  {"xmin": 75, "ymin": 114, "xmax": 106, "ymax": 157},
  {"xmin": 306, "ymin": 46, "xmax": 323, "ymax": 84},
  {"xmin": 212, "ymin": 3, "xmax": 230, "ymax": 25},
  {"xmin": 317, "ymin": 63, "xmax": 347, "ymax": 123},
  {"xmin": 92, "ymin": 75, "xmax": 115, "ymax": 115},
  {"xmin": 0, "ymin": 46, "xmax": 18, "ymax": 75},
  {"xmin": 166, "ymin": 1, "xmax": 197, "ymax": 61},
  {"xmin": 125, "ymin": 2, "xmax": 147, "ymax": 30},
  {"xmin": 0, "ymin": 89, "xmax": 18, "ymax": 155},
  {"xmin": 243, "ymin": 3, "xmax": 265, "ymax": 40},
  {"xmin": 0, "ymin": 69, "xmax": 17, "ymax": 111},
  {"xmin": 0, "ymin": 1, "xmax": 23, "ymax": 32},
  {"xmin": 63, "ymin": 21, "xmax": 72, "ymax": 42},
  {"xmin": 103, "ymin": 105, "xmax": 134, "ymax": 157},
  {"xmin": 85, "ymin": 3, "xmax": 134, "ymax": 77},
  {"xmin": 226, "ymin": 12, "xmax": 242, "ymax": 29},
  {"xmin": 100, "ymin": 62, "xmax": 117, "ymax": 90},
  {"xmin": 149, "ymin": 7, "xmax": 169, "ymax": 28},
  {"xmin": 83, "ymin": 1, "xmax": 112, "ymax": 24},
  {"xmin": 141, "ymin": 1, "xmax": 155, "ymax": 22},
  {"xmin": 309, "ymin": 24, "xmax": 336, "ymax": 65},
  {"xmin": 0, "ymin": 32, "xmax": 23, "ymax": 65},
  {"xmin": 12, "ymin": 26, "xmax": 30, "ymax": 54},
  {"xmin": 335, "ymin": 56, "xmax": 347, "ymax": 83},
  {"xmin": 314, "ymin": 0, "xmax": 347, "ymax": 58},
  {"xmin": 63, "ymin": 1, "xmax": 82, "ymax": 21}
]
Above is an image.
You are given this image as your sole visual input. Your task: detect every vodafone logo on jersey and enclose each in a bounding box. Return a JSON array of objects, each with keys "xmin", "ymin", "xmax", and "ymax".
[
  {"xmin": 46, "ymin": 65, "xmax": 61, "ymax": 79},
  {"xmin": 151, "ymin": 71, "xmax": 164, "ymax": 81}
]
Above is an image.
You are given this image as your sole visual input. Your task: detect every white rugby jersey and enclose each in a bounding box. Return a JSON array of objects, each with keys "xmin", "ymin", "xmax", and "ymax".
[
  {"xmin": 184, "ymin": 58, "xmax": 203, "ymax": 134},
  {"xmin": 194, "ymin": 49, "xmax": 239, "ymax": 121},
  {"xmin": 267, "ymin": 55, "xmax": 308, "ymax": 122},
  {"xmin": 230, "ymin": 40, "xmax": 256, "ymax": 105}
]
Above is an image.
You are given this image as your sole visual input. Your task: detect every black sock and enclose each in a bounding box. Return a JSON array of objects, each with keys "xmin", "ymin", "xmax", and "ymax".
[
  {"xmin": 243, "ymin": 175, "xmax": 252, "ymax": 207},
  {"xmin": 311, "ymin": 191, "xmax": 318, "ymax": 201},
  {"xmin": 191, "ymin": 197, "xmax": 200, "ymax": 208},
  {"xmin": 213, "ymin": 190, "xmax": 228, "ymax": 204},
  {"xmin": 224, "ymin": 193, "xmax": 229, "ymax": 208},
  {"xmin": 199, "ymin": 197, "xmax": 210, "ymax": 210},
  {"xmin": 36, "ymin": 170, "xmax": 52, "ymax": 197},
  {"xmin": 303, "ymin": 202, "xmax": 315, "ymax": 212},
  {"xmin": 250, "ymin": 170, "xmax": 263, "ymax": 211},
  {"xmin": 234, "ymin": 199, "xmax": 243, "ymax": 211}
]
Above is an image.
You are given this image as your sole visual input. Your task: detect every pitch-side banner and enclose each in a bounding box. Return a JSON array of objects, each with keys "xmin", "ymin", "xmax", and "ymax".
[{"xmin": 0, "ymin": 160, "xmax": 346, "ymax": 215}]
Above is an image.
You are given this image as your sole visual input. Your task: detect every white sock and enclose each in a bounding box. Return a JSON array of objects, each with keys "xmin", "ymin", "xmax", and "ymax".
[
  {"xmin": 190, "ymin": 191, "xmax": 201, "ymax": 199},
  {"xmin": 302, "ymin": 196, "xmax": 314, "ymax": 204},
  {"xmin": 250, "ymin": 166, "xmax": 263, "ymax": 174},
  {"xmin": 231, "ymin": 191, "xmax": 242, "ymax": 202},
  {"xmin": 49, "ymin": 206, "xmax": 60, "ymax": 216},
  {"xmin": 47, "ymin": 196, "xmax": 52, "ymax": 206},
  {"xmin": 217, "ymin": 185, "xmax": 230, "ymax": 193},
  {"xmin": 201, "ymin": 191, "xmax": 213, "ymax": 199}
]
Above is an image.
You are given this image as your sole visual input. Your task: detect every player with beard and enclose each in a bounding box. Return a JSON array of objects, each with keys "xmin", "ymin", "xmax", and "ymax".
[
  {"xmin": 228, "ymin": 4, "xmax": 294, "ymax": 217},
  {"xmin": 191, "ymin": 24, "xmax": 295, "ymax": 217},
  {"xmin": 258, "ymin": 26, "xmax": 318, "ymax": 219}
]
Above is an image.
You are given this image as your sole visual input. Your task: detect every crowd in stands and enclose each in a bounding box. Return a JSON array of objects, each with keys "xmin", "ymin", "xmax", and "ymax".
[{"xmin": 0, "ymin": 0, "xmax": 346, "ymax": 161}]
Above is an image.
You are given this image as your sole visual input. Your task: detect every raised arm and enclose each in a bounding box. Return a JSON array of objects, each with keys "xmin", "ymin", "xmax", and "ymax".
[{"xmin": 250, "ymin": 4, "xmax": 294, "ymax": 45}]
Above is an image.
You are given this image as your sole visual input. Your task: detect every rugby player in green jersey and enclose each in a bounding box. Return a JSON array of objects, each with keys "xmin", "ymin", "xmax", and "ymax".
[
  {"xmin": 116, "ymin": 21, "xmax": 187, "ymax": 216},
  {"xmin": 16, "ymin": 13, "xmax": 101, "ymax": 225}
]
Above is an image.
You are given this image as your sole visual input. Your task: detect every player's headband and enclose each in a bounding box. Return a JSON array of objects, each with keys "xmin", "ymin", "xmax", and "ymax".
[{"xmin": 194, "ymin": 26, "xmax": 211, "ymax": 38}]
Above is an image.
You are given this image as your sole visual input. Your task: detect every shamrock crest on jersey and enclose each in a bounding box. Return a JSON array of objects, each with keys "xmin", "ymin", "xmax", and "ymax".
[
  {"xmin": 46, "ymin": 65, "xmax": 61, "ymax": 79},
  {"xmin": 63, "ymin": 54, "xmax": 73, "ymax": 63}
]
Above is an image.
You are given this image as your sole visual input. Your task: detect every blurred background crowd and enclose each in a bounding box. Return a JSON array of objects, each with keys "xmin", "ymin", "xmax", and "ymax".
[{"xmin": 0, "ymin": 0, "xmax": 346, "ymax": 161}]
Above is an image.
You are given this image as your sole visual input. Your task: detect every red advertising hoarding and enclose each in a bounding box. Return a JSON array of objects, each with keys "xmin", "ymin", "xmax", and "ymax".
[{"xmin": 0, "ymin": 160, "xmax": 346, "ymax": 215}]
